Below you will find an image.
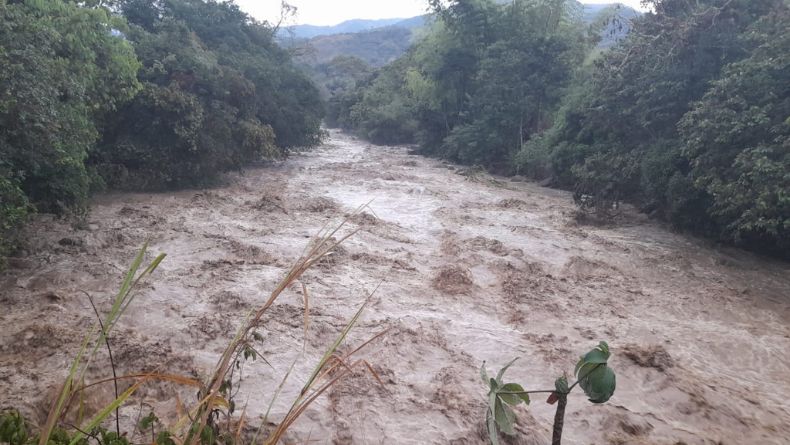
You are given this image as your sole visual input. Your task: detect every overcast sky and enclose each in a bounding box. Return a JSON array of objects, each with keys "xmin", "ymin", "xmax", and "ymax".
[{"xmin": 236, "ymin": 1, "xmax": 648, "ymax": 26}]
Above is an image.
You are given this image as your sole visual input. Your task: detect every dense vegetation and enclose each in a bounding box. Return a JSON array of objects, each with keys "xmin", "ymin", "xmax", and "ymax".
[
  {"xmin": 0, "ymin": 0, "xmax": 324, "ymax": 262},
  {"xmin": 333, "ymin": 0, "xmax": 790, "ymax": 258},
  {"xmin": 307, "ymin": 56, "xmax": 374, "ymax": 128},
  {"xmin": 333, "ymin": 0, "xmax": 590, "ymax": 156},
  {"xmin": 290, "ymin": 26, "xmax": 417, "ymax": 67}
]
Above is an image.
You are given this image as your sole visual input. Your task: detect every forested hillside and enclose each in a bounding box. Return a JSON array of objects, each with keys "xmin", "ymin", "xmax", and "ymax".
[
  {"xmin": 0, "ymin": 0, "xmax": 324, "ymax": 264},
  {"xmin": 282, "ymin": 16, "xmax": 428, "ymax": 40},
  {"xmin": 331, "ymin": 0, "xmax": 789, "ymax": 258},
  {"xmin": 293, "ymin": 26, "xmax": 417, "ymax": 67},
  {"xmin": 287, "ymin": 2, "xmax": 636, "ymax": 71}
]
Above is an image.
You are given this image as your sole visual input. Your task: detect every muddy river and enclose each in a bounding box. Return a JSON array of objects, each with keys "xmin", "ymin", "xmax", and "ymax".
[{"xmin": 1, "ymin": 130, "xmax": 789, "ymax": 444}]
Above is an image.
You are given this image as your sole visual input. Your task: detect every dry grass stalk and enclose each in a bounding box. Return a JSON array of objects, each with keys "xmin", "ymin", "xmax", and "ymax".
[{"xmin": 39, "ymin": 204, "xmax": 388, "ymax": 445}]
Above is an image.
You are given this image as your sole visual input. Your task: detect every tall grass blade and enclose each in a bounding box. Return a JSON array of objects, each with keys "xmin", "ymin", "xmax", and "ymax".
[
  {"xmin": 39, "ymin": 244, "xmax": 165, "ymax": 445},
  {"xmin": 68, "ymin": 382, "xmax": 143, "ymax": 445}
]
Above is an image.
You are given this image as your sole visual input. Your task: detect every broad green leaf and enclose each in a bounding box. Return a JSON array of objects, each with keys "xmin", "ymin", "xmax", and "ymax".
[
  {"xmin": 499, "ymin": 383, "xmax": 529, "ymax": 406},
  {"xmin": 581, "ymin": 348, "xmax": 609, "ymax": 364},
  {"xmin": 494, "ymin": 398, "xmax": 516, "ymax": 436},
  {"xmin": 575, "ymin": 342, "xmax": 611, "ymax": 375},
  {"xmin": 574, "ymin": 362, "xmax": 599, "ymax": 379},
  {"xmin": 576, "ymin": 342, "xmax": 610, "ymax": 369},
  {"xmin": 578, "ymin": 365, "xmax": 616, "ymax": 403}
]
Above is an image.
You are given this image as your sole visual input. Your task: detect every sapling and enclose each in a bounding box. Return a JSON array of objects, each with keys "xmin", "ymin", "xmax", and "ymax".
[{"xmin": 481, "ymin": 341, "xmax": 616, "ymax": 445}]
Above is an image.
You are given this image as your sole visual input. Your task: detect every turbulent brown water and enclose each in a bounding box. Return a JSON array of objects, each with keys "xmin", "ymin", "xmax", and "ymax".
[{"xmin": 2, "ymin": 130, "xmax": 789, "ymax": 444}]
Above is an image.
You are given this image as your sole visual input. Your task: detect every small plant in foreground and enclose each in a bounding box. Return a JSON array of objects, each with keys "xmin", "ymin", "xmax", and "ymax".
[{"xmin": 482, "ymin": 341, "xmax": 616, "ymax": 445}]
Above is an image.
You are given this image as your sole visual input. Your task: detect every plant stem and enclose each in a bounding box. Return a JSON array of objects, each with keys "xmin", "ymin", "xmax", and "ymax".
[
  {"xmin": 496, "ymin": 389, "xmax": 557, "ymax": 395},
  {"xmin": 567, "ymin": 363, "xmax": 603, "ymax": 392},
  {"xmin": 499, "ymin": 364, "xmax": 604, "ymax": 397},
  {"xmin": 550, "ymin": 363, "xmax": 603, "ymax": 445},
  {"xmin": 551, "ymin": 392, "xmax": 567, "ymax": 445},
  {"xmin": 85, "ymin": 292, "xmax": 121, "ymax": 436}
]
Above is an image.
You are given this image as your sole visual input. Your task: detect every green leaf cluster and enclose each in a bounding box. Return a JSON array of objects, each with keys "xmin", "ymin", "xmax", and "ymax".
[
  {"xmin": 480, "ymin": 359, "xmax": 531, "ymax": 444},
  {"xmin": 480, "ymin": 342, "xmax": 617, "ymax": 444},
  {"xmin": 574, "ymin": 341, "xmax": 616, "ymax": 403},
  {"xmin": 0, "ymin": 410, "xmax": 89, "ymax": 445},
  {"xmin": 0, "ymin": 411, "xmax": 28, "ymax": 445}
]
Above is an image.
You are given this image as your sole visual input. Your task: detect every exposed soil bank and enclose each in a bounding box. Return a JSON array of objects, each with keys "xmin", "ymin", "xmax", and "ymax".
[{"xmin": 2, "ymin": 130, "xmax": 789, "ymax": 444}]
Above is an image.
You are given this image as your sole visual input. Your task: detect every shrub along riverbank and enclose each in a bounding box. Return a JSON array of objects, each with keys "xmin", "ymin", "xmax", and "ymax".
[
  {"xmin": 0, "ymin": 0, "xmax": 325, "ymax": 264},
  {"xmin": 332, "ymin": 0, "xmax": 789, "ymax": 259}
]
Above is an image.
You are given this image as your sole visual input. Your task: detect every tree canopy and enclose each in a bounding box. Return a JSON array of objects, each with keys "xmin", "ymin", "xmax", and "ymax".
[
  {"xmin": 334, "ymin": 0, "xmax": 589, "ymax": 160},
  {"xmin": 334, "ymin": 0, "xmax": 789, "ymax": 258},
  {"xmin": 0, "ymin": 0, "xmax": 325, "ymax": 263}
]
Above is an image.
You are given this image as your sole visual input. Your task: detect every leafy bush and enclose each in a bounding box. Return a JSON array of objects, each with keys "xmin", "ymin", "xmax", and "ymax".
[
  {"xmin": 678, "ymin": 10, "xmax": 790, "ymax": 254},
  {"xmin": 345, "ymin": 57, "xmax": 420, "ymax": 145},
  {"xmin": 482, "ymin": 342, "xmax": 616, "ymax": 445},
  {"xmin": 95, "ymin": 0, "xmax": 322, "ymax": 189},
  {"xmin": 0, "ymin": 0, "xmax": 140, "ymax": 241},
  {"xmin": 335, "ymin": 0, "xmax": 586, "ymax": 161},
  {"xmin": 309, "ymin": 56, "xmax": 373, "ymax": 128},
  {"xmin": 0, "ymin": 174, "xmax": 29, "ymax": 263},
  {"xmin": 514, "ymin": 132, "xmax": 554, "ymax": 180},
  {"xmin": 515, "ymin": 0, "xmax": 789, "ymax": 256},
  {"xmin": 95, "ymin": 41, "xmax": 279, "ymax": 188}
]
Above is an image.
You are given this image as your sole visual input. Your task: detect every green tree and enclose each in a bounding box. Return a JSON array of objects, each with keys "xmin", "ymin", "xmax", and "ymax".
[
  {"xmin": 0, "ymin": 0, "xmax": 140, "ymax": 258},
  {"xmin": 94, "ymin": 16, "xmax": 278, "ymax": 188},
  {"xmin": 317, "ymin": 56, "xmax": 373, "ymax": 127},
  {"xmin": 442, "ymin": 0, "xmax": 584, "ymax": 167},
  {"xmin": 95, "ymin": 0, "xmax": 324, "ymax": 189},
  {"xmin": 0, "ymin": 0, "xmax": 140, "ymax": 211},
  {"xmin": 339, "ymin": 0, "xmax": 587, "ymax": 167},
  {"xmin": 678, "ymin": 10, "xmax": 790, "ymax": 254},
  {"xmin": 516, "ymin": 0, "xmax": 789, "ymax": 256}
]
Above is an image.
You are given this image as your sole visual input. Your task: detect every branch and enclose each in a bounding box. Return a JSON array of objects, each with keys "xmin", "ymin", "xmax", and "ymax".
[
  {"xmin": 498, "ymin": 363, "xmax": 604, "ymax": 397},
  {"xmin": 271, "ymin": 1, "xmax": 297, "ymax": 37}
]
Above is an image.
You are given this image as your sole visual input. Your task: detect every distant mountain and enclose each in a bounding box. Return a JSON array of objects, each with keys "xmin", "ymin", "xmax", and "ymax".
[
  {"xmin": 285, "ymin": 3, "xmax": 640, "ymax": 68},
  {"xmin": 282, "ymin": 16, "xmax": 427, "ymax": 40},
  {"xmin": 289, "ymin": 26, "xmax": 415, "ymax": 67}
]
